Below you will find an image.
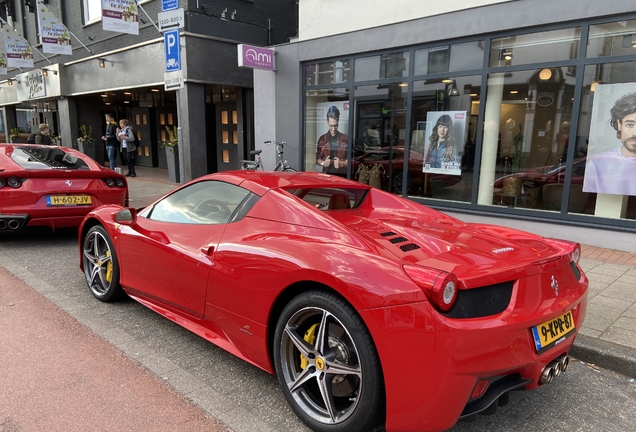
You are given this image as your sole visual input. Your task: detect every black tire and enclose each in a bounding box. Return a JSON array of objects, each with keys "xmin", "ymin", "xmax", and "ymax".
[
  {"xmin": 82, "ymin": 225, "xmax": 122, "ymax": 302},
  {"xmin": 391, "ymin": 171, "xmax": 412, "ymax": 194},
  {"xmin": 273, "ymin": 290, "xmax": 385, "ymax": 432}
]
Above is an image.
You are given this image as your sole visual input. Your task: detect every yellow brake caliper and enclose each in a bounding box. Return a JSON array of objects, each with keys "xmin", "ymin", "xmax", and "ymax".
[
  {"xmin": 300, "ymin": 323, "xmax": 319, "ymax": 369},
  {"xmin": 105, "ymin": 250, "xmax": 113, "ymax": 283}
]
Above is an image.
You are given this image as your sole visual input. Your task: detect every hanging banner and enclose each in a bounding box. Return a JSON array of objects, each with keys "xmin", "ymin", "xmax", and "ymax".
[
  {"xmin": 2, "ymin": 27, "xmax": 34, "ymax": 68},
  {"xmin": 102, "ymin": 0, "xmax": 139, "ymax": 35},
  {"xmin": 38, "ymin": 4, "xmax": 72, "ymax": 55},
  {"xmin": 0, "ymin": 53, "xmax": 7, "ymax": 75}
]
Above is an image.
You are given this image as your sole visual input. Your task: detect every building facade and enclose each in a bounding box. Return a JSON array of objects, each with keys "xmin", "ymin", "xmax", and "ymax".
[
  {"xmin": 0, "ymin": 0, "xmax": 297, "ymax": 182},
  {"xmin": 254, "ymin": 0, "xmax": 636, "ymax": 252}
]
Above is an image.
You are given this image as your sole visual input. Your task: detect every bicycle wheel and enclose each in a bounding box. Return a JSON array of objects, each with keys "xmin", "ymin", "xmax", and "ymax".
[{"xmin": 282, "ymin": 167, "xmax": 297, "ymax": 172}]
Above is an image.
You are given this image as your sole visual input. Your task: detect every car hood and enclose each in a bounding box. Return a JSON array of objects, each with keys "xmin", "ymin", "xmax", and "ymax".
[{"xmin": 334, "ymin": 211, "xmax": 564, "ymax": 287}]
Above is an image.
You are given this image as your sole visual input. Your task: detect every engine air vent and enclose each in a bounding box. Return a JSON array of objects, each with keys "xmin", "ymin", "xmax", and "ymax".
[
  {"xmin": 380, "ymin": 231, "xmax": 397, "ymax": 237},
  {"xmin": 400, "ymin": 243, "xmax": 421, "ymax": 252},
  {"xmin": 389, "ymin": 236, "xmax": 408, "ymax": 244}
]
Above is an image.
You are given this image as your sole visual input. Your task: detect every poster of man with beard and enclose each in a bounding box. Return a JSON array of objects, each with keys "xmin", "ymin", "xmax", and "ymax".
[{"xmin": 583, "ymin": 83, "xmax": 636, "ymax": 196}]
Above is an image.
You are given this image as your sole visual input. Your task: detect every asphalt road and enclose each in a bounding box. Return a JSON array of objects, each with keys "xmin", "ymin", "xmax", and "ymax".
[{"xmin": 1, "ymin": 227, "xmax": 635, "ymax": 432}]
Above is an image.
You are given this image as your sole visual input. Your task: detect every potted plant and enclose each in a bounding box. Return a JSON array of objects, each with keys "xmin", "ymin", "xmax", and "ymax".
[
  {"xmin": 77, "ymin": 125, "xmax": 94, "ymax": 152},
  {"xmin": 161, "ymin": 125, "xmax": 180, "ymax": 183},
  {"xmin": 356, "ymin": 164, "xmax": 370, "ymax": 185},
  {"xmin": 368, "ymin": 164, "xmax": 385, "ymax": 189},
  {"xmin": 10, "ymin": 127, "xmax": 22, "ymax": 143}
]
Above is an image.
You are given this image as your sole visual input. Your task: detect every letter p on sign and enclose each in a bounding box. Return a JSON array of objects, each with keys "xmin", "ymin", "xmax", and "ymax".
[{"xmin": 164, "ymin": 29, "xmax": 181, "ymax": 72}]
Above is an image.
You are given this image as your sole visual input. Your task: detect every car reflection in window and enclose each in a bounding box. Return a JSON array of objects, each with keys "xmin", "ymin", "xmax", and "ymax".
[{"xmin": 146, "ymin": 180, "xmax": 251, "ymax": 224}]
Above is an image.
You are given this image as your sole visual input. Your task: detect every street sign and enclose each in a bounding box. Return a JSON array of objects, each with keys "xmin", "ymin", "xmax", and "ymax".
[
  {"xmin": 164, "ymin": 71, "xmax": 184, "ymax": 91},
  {"xmin": 158, "ymin": 8, "xmax": 184, "ymax": 31},
  {"xmin": 164, "ymin": 29, "xmax": 180, "ymax": 72},
  {"xmin": 162, "ymin": 0, "xmax": 178, "ymax": 12}
]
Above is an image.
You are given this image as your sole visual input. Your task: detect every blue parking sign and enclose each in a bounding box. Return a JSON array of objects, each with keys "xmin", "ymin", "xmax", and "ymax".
[
  {"xmin": 164, "ymin": 29, "xmax": 181, "ymax": 72},
  {"xmin": 162, "ymin": 0, "xmax": 178, "ymax": 12}
]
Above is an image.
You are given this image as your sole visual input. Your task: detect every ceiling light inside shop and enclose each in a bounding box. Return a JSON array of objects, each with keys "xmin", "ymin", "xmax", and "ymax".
[
  {"xmin": 398, "ymin": 83, "xmax": 408, "ymax": 87},
  {"xmin": 442, "ymin": 78, "xmax": 452, "ymax": 83},
  {"xmin": 101, "ymin": 94, "xmax": 108, "ymax": 97},
  {"xmin": 591, "ymin": 81, "xmax": 601, "ymax": 92},
  {"xmin": 539, "ymin": 68, "xmax": 552, "ymax": 80},
  {"xmin": 151, "ymin": 89, "xmax": 160, "ymax": 92},
  {"xmin": 510, "ymin": 90, "xmax": 518, "ymax": 94},
  {"xmin": 124, "ymin": 101, "xmax": 130, "ymax": 104},
  {"xmin": 124, "ymin": 92, "xmax": 132, "ymax": 95},
  {"xmin": 470, "ymin": 93, "xmax": 478, "ymax": 97}
]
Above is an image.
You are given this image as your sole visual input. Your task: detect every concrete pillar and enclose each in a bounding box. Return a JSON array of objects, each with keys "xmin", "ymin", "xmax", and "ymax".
[
  {"xmin": 478, "ymin": 73, "xmax": 505, "ymax": 205},
  {"xmin": 5, "ymin": 106, "xmax": 18, "ymax": 136},
  {"xmin": 57, "ymin": 97, "xmax": 78, "ymax": 149},
  {"xmin": 176, "ymin": 83, "xmax": 207, "ymax": 183}
]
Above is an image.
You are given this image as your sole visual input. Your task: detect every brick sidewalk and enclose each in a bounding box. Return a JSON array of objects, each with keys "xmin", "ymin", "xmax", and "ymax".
[{"xmin": 581, "ymin": 245, "xmax": 636, "ymax": 266}]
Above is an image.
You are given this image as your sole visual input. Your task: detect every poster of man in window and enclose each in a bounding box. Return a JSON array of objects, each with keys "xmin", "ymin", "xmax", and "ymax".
[
  {"xmin": 422, "ymin": 111, "xmax": 467, "ymax": 176},
  {"xmin": 583, "ymin": 83, "xmax": 636, "ymax": 196}
]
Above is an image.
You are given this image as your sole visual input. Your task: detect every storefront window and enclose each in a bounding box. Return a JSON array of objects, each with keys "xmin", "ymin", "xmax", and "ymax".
[
  {"xmin": 414, "ymin": 41, "xmax": 484, "ymax": 76},
  {"xmin": 305, "ymin": 60, "xmax": 351, "ymax": 86},
  {"xmin": 304, "ymin": 89, "xmax": 350, "ymax": 173},
  {"xmin": 572, "ymin": 61, "xmax": 636, "ymax": 220},
  {"xmin": 406, "ymin": 75, "xmax": 480, "ymax": 202},
  {"xmin": 354, "ymin": 51, "xmax": 409, "ymax": 81},
  {"xmin": 588, "ymin": 19, "xmax": 636, "ymax": 58},
  {"xmin": 478, "ymin": 67, "xmax": 577, "ymax": 211},
  {"xmin": 489, "ymin": 28, "xmax": 581, "ymax": 67},
  {"xmin": 352, "ymin": 83, "xmax": 408, "ymax": 193}
]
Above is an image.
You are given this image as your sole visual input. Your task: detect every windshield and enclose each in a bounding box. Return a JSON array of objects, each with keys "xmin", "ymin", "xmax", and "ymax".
[{"xmin": 10, "ymin": 146, "xmax": 90, "ymax": 170}]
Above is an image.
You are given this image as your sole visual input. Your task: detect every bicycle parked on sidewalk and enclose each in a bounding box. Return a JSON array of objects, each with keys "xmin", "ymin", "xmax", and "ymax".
[{"xmin": 240, "ymin": 141, "xmax": 297, "ymax": 172}]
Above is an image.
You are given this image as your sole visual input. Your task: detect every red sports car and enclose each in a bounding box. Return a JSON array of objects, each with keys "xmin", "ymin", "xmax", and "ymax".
[
  {"xmin": 78, "ymin": 170, "xmax": 587, "ymax": 432},
  {"xmin": 0, "ymin": 143, "xmax": 127, "ymax": 232}
]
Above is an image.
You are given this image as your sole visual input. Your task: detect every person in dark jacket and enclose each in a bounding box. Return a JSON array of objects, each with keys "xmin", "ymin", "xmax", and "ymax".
[
  {"xmin": 102, "ymin": 113, "xmax": 119, "ymax": 170},
  {"xmin": 34, "ymin": 123, "xmax": 53, "ymax": 145}
]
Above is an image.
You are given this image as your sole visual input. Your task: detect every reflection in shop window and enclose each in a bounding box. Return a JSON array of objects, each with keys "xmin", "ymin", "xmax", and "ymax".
[
  {"xmin": 588, "ymin": 19, "xmax": 636, "ymax": 58},
  {"xmin": 478, "ymin": 67, "xmax": 578, "ymax": 213},
  {"xmin": 489, "ymin": 27, "xmax": 581, "ymax": 67},
  {"xmin": 414, "ymin": 41, "xmax": 484, "ymax": 76},
  {"xmin": 354, "ymin": 52, "xmax": 409, "ymax": 82},
  {"xmin": 222, "ymin": 150, "xmax": 230, "ymax": 163},
  {"xmin": 305, "ymin": 60, "xmax": 350, "ymax": 86}
]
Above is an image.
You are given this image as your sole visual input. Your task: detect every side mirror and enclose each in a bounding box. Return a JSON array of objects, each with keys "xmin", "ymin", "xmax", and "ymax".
[{"xmin": 112, "ymin": 208, "xmax": 137, "ymax": 225}]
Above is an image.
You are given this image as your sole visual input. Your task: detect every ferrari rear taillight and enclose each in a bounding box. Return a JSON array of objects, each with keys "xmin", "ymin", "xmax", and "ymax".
[
  {"xmin": 7, "ymin": 176, "xmax": 22, "ymax": 188},
  {"xmin": 403, "ymin": 264, "xmax": 459, "ymax": 312},
  {"xmin": 0, "ymin": 177, "xmax": 5, "ymax": 188},
  {"xmin": 115, "ymin": 178, "xmax": 125, "ymax": 187}
]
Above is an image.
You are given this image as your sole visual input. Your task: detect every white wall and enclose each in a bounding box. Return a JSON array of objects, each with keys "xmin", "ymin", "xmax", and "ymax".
[{"xmin": 299, "ymin": 0, "xmax": 512, "ymax": 41}]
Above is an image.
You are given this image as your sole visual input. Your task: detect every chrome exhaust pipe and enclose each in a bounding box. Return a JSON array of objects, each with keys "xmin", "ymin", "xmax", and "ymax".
[
  {"xmin": 560, "ymin": 355, "xmax": 570, "ymax": 372},
  {"xmin": 549, "ymin": 360, "xmax": 563, "ymax": 377},
  {"xmin": 539, "ymin": 365, "xmax": 555, "ymax": 385},
  {"xmin": 8, "ymin": 219, "xmax": 20, "ymax": 230},
  {"xmin": 0, "ymin": 220, "xmax": 6, "ymax": 230}
]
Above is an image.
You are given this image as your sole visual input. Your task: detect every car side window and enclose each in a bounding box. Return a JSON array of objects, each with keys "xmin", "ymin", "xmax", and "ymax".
[{"xmin": 147, "ymin": 180, "xmax": 250, "ymax": 224}]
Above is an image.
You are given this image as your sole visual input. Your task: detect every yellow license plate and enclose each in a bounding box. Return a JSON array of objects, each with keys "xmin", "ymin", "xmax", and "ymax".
[
  {"xmin": 46, "ymin": 195, "xmax": 92, "ymax": 206},
  {"xmin": 531, "ymin": 311, "xmax": 575, "ymax": 354}
]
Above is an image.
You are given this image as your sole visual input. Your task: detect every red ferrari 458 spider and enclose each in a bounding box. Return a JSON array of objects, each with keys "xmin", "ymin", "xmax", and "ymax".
[
  {"xmin": 78, "ymin": 170, "xmax": 587, "ymax": 432},
  {"xmin": 0, "ymin": 143, "xmax": 127, "ymax": 233}
]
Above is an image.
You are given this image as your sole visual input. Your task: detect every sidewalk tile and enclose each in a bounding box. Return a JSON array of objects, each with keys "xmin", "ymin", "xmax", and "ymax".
[
  {"xmin": 600, "ymin": 327, "xmax": 636, "ymax": 349},
  {"xmin": 578, "ymin": 327, "xmax": 602, "ymax": 338}
]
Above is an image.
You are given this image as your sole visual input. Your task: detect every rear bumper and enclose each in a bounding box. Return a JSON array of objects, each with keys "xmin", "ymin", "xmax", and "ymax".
[{"xmin": 359, "ymin": 277, "xmax": 588, "ymax": 432}]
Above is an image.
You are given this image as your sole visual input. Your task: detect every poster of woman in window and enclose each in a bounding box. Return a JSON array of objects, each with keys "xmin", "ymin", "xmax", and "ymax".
[
  {"xmin": 583, "ymin": 83, "xmax": 636, "ymax": 196},
  {"xmin": 423, "ymin": 111, "xmax": 467, "ymax": 176}
]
